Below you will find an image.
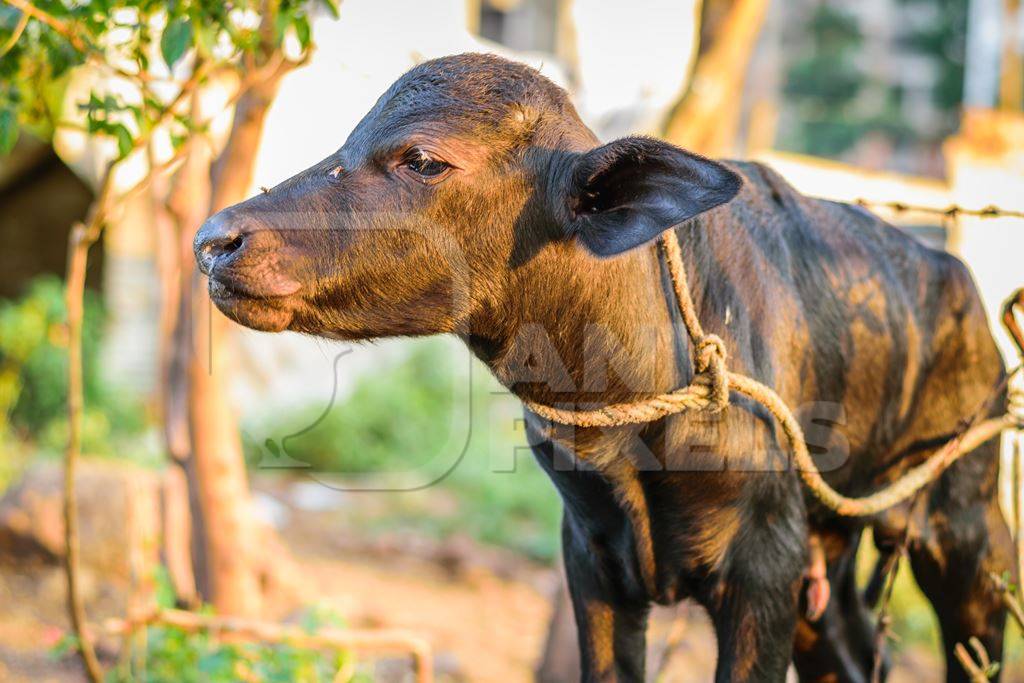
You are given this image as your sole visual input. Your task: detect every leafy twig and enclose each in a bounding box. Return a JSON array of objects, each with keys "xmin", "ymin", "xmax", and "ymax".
[
  {"xmin": 954, "ymin": 637, "xmax": 1000, "ymax": 682},
  {"xmin": 988, "ymin": 572, "xmax": 1024, "ymax": 632}
]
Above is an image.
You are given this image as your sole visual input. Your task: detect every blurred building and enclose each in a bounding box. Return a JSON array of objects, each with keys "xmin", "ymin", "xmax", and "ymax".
[
  {"xmin": 0, "ymin": 142, "xmax": 95, "ymax": 297},
  {"xmin": 775, "ymin": 0, "xmax": 972, "ymax": 177}
]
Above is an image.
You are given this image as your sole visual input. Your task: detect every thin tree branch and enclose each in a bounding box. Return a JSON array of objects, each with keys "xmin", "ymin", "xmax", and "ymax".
[
  {"xmin": 63, "ymin": 163, "xmax": 117, "ymax": 683},
  {"xmin": 988, "ymin": 572, "xmax": 1024, "ymax": 632},
  {"xmin": 57, "ymin": 45, "xmax": 285, "ymax": 651},
  {"xmin": 51, "ymin": 0, "xmax": 310, "ymax": 659},
  {"xmin": 118, "ymin": 63, "xmax": 278, "ymax": 206},
  {"xmin": 2, "ymin": 0, "xmax": 89, "ymax": 52},
  {"xmin": 954, "ymin": 637, "xmax": 999, "ymax": 682}
]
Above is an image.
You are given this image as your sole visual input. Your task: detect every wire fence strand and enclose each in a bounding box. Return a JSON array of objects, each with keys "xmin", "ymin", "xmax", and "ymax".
[{"xmin": 855, "ymin": 199, "xmax": 1024, "ymax": 220}]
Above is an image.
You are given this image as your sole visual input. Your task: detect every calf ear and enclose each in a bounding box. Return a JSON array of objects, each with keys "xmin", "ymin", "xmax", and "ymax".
[{"xmin": 564, "ymin": 137, "xmax": 742, "ymax": 257}]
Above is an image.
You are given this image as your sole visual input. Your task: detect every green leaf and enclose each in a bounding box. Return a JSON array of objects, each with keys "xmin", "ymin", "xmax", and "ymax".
[
  {"xmin": 49, "ymin": 633, "xmax": 80, "ymax": 660},
  {"xmin": 273, "ymin": 8, "xmax": 293, "ymax": 45},
  {"xmin": 293, "ymin": 14, "xmax": 311, "ymax": 50},
  {"xmin": 321, "ymin": 0, "xmax": 341, "ymax": 19},
  {"xmin": 197, "ymin": 648, "xmax": 237, "ymax": 677},
  {"xmin": 0, "ymin": 109, "xmax": 18, "ymax": 154},
  {"xmin": 160, "ymin": 18, "xmax": 192, "ymax": 69},
  {"xmin": 152, "ymin": 565, "xmax": 177, "ymax": 608},
  {"xmin": 112, "ymin": 123, "xmax": 133, "ymax": 158},
  {"xmin": 193, "ymin": 22, "xmax": 216, "ymax": 58}
]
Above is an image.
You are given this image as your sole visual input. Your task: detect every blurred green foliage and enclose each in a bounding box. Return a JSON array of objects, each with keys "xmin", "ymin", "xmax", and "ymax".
[
  {"xmin": 0, "ymin": 0, "xmax": 333, "ymax": 156},
  {"xmin": 243, "ymin": 341, "xmax": 564, "ymax": 562},
  {"xmin": 781, "ymin": 0, "xmax": 966, "ymax": 161},
  {"xmin": 853, "ymin": 533, "xmax": 1024, "ymax": 676},
  {"xmin": 51, "ymin": 569, "xmax": 369, "ymax": 683},
  {"xmin": 897, "ymin": 0, "xmax": 969, "ymax": 115},
  {"xmin": 854, "ymin": 536, "xmax": 941, "ymax": 651},
  {"xmin": 106, "ymin": 617, "xmax": 366, "ymax": 683},
  {"xmin": 261, "ymin": 345, "xmax": 466, "ymax": 475},
  {"xmin": 0, "ymin": 276, "xmax": 146, "ymax": 485}
]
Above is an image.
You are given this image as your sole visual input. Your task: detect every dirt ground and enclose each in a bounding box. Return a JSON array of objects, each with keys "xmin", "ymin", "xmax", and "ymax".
[{"xmin": 0, "ymin": 473, "xmax": 966, "ymax": 682}]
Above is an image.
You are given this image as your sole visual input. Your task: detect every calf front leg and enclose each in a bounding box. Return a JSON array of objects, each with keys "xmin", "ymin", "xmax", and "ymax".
[
  {"xmin": 702, "ymin": 490, "xmax": 806, "ymax": 682},
  {"xmin": 562, "ymin": 518, "xmax": 650, "ymax": 683},
  {"xmin": 704, "ymin": 572, "xmax": 802, "ymax": 682}
]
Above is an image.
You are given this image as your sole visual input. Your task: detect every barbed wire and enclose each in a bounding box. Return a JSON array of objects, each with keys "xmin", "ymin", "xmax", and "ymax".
[{"xmin": 855, "ymin": 198, "xmax": 1024, "ymax": 220}]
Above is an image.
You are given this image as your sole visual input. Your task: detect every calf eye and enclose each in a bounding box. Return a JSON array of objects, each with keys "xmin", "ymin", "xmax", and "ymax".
[{"xmin": 402, "ymin": 149, "xmax": 451, "ymax": 179}]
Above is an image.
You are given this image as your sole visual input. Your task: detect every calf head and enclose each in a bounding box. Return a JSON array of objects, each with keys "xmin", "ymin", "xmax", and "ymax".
[{"xmin": 194, "ymin": 53, "xmax": 741, "ymax": 339}]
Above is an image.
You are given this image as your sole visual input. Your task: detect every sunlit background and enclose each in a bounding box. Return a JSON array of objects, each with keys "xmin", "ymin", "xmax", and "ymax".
[{"xmin": 1, "ymin": 0, "xmax": 1023, "ymax": 681}]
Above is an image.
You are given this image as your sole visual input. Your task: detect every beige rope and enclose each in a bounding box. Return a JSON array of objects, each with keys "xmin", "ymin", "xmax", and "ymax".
[{"xmin": 525, "ymin": 231, "xmax": 1023, "ymax": 518}]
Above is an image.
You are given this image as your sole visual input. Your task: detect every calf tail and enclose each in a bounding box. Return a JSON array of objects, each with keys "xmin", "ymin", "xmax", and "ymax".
[{"xmin": 1003, "ymin": 288, "xmax": 1024, "ymax": 360}]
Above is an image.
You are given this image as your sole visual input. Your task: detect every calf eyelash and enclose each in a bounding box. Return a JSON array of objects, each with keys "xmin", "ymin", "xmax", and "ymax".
[{"xmin": 401, "ymin": 147, "xmax": 451, "ymax": 179}]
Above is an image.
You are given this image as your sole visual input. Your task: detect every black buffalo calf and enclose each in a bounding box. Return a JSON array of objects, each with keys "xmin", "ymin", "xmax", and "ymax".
[{"xmin": 195, "ymin": 53, "xmax": 1014, "ymax": 682}]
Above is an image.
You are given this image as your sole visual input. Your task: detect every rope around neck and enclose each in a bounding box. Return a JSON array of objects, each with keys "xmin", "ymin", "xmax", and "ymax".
[{"xmin": 525, "ymin": 231, "xmax": 1022, "ymax": 518}]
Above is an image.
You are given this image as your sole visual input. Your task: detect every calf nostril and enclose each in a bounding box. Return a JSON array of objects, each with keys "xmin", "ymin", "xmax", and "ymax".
[
  {"xmin": 194, "ymin": 213, "xmax": 251, "ymax": 275},
  {"xmin": 206, "ymin": 233, "xmax": 245, "ymax": 258},
  {"xmin": 222, "ymin": 234, "xmax": 244, "ymax": 255}
]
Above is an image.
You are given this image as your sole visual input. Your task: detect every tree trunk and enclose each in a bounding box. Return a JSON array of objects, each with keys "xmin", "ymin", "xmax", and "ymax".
[
  {"xmin": 661, "ymin": 0, "xmax": 770, "ymax": 156},
  {"xmin": 162, "ymin": 134, "xmax": 216, "ymax": 606},
  {"xmin": 209, "ymin": 74, "xmax": 283, "ymax": 213},
  {"xmin": 186, "ymin": 309, "xmax": 262, "ymax": 616},
  {"xmin": 1000, "ymin": 0, "xmax": 1022, "ymax": 110},
  {"xmin": 184, "ymin": 67, "xmax": 290, "ymax": 617}
]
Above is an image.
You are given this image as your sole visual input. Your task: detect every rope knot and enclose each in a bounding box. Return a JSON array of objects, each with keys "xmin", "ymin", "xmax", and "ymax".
[
  {"xmin": 694, "ymin": 334, "xmax": 727, "ymax": 372},
  {"xmin": 694, "ymin": 334, "xmax": 729, "ymax": 412}
]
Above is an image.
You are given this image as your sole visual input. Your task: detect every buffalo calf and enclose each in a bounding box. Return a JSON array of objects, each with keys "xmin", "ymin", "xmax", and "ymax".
[{"xmin": 196, "ymin": 53, "xmax": 1013, "ymax": 682}]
